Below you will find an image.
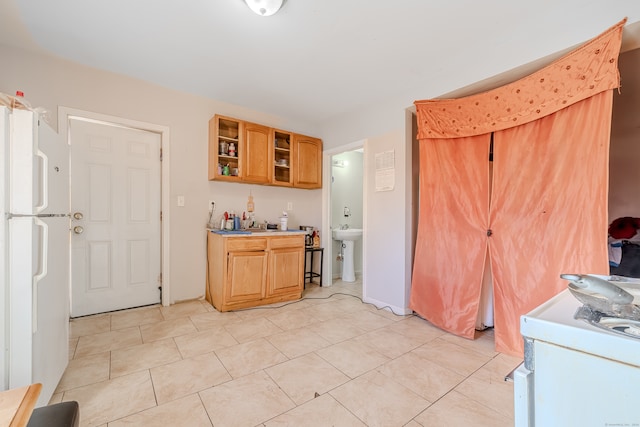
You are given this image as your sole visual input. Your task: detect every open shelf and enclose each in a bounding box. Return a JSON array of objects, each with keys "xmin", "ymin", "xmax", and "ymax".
[{"xmin": 273, "ymin": 130, "xmax": 292, "ymax": 185}]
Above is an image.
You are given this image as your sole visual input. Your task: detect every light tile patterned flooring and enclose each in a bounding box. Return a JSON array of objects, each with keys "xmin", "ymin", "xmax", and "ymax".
[{"xmin": 51, "ymin": 279, "xmax": 521, "ymax": 426}]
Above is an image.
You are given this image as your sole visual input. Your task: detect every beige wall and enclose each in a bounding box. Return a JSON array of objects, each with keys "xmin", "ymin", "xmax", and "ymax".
[
  {"xmin": 362, "ymin": 127, "xmax": 413, "ymax": 313},
  {"xmin": 0, "ymin": 44, "xmax": 322, "ymax": 303},
  {"xmin": 610, "ymin": 47, "xmax": 640, "ymax": 222}
]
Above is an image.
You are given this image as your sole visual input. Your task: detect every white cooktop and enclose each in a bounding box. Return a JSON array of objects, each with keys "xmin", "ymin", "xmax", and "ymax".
[{"xmin": 520, "ymin": 289, "xmax": 640, "ymax": 367}]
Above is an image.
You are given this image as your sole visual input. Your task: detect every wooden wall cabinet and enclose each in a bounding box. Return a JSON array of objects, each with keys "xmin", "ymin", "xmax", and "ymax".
[
  {"xmin": 293, "ymin": 134, "xmax": 322, "ymax": 189},
  {"xmin": 243, "ymin": 122, "xmax": 272, "ymax": 184},
  {"xmin": 206, "ymin": 232, "xmax": 304, "ymax": 312},
  {"xmin": 209, "ymin": 115, "xmax": 322, "ymax": 188},
  {"xmin": 209, "ymin": 115, "xmax": 242, "ymax": 181}
]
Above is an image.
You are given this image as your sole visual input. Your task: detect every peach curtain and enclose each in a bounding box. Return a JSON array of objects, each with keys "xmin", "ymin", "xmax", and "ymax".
[
  {"xmin": 410, "ymin": 134, "xmax": 491, "ymax": 337},
  {"xmin": 410, "ymin": 19, "xmax": 625, "ymax": 356}
]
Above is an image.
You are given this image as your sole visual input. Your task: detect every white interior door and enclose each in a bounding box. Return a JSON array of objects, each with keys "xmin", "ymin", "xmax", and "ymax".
[{"xmin": 70, "ymin": 118, "xmax": 161, "ymax": 317}]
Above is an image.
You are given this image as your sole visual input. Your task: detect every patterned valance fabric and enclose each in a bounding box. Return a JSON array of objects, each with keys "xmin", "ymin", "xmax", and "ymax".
[{"xmin": 414, "ymin": 18, "xmax": 626, "ymax": 139}]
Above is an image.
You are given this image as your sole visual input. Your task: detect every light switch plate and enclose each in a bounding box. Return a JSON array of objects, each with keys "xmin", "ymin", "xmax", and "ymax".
[{"xmin": 177, "ymin": 196, "xmax": 185, "ymax": 207}]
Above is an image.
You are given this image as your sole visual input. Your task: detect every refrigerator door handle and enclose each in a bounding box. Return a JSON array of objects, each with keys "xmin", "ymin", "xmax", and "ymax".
[
  {"xmin": 35, "ymin": 147, "xmax": 49, "ymax": 213},
  {"xmin": 33, "ymin": 217, "xmax": 49, "ymax": 333}
]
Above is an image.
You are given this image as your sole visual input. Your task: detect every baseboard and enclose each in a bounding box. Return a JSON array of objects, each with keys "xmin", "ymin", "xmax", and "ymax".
[{"xmin": 362, "ymin": 295, "xmax": 413, "ymax": 316}]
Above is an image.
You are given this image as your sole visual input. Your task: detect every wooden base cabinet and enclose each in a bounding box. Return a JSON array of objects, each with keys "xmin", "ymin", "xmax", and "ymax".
[
  {"xmin": 206, "ymin": 232, "xmax": 305, "ymax": 312},
  {"xmin": 226, "ymin": 250, "xmax": 268, "ymax": 304}
]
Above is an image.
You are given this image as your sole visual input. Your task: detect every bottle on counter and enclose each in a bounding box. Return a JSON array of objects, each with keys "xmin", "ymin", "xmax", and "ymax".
[{"xmin": 247, "ymin": 192, "xmax": 254, "ymax": 213}]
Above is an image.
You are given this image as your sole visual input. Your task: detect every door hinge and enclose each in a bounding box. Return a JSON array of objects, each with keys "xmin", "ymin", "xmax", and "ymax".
[
  {"xmin": 158, "ymin": 273, "xmax": 163, "ymax": 284},
  {"xmin": 160, "ymin": 211, "xmax": 163, "ymax": 221},
  {"xmin": 160, "ymin": 148, "xmax": 163, "ymax": 161}
]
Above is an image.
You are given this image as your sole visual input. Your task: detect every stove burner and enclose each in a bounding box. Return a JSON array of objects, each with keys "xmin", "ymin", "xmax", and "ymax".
[{"xmin": 575, "ymin": 305, "xmax": 640, "ymax": 339}]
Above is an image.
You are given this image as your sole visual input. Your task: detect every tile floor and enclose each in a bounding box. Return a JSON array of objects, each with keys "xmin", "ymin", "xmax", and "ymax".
[{"xmin": 51, "ymin": 279, "xmax": 521, "ymax": 427}]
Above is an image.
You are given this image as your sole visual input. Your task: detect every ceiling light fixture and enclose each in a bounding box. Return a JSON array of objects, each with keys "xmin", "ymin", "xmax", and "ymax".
[{"xmin": 244, "ymin": 0, "xmax": 284, "ymax": 17}]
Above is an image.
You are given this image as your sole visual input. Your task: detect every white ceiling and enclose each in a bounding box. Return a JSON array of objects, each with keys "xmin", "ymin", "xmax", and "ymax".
[{"xmin": 2, "ymin": 0, "xmax": 640, "ymax": 127}]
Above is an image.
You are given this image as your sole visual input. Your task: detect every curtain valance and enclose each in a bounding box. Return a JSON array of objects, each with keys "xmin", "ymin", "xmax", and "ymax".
[{"xmin": 414, "ymin": 18, "xmax": 625, "ymax": 139}]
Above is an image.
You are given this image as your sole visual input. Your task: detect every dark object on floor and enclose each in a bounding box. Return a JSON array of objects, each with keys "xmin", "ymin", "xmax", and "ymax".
[
  {"xmin": 608, "ymin": 217, "xmax": 640, "ymax": 239},
  {"xmin": 611, "ymin": 243, "xmax": 640, "ymax": 278},
  {"xmin": 27, "ymin": 401, "xmax": 79, "ymax": 427}
]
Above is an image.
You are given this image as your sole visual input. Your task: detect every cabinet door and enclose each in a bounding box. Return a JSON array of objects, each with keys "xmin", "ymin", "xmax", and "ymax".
[
  {"xmin": 293, "ymin": 134, "xmax": 322, "ymax": 189},
  {"xmin": 268, "ymin": 246, "xmax": 304, "ymax": 297},
  {"xmin": 225, "ymin": 251, "xmax": 268, "ymax": 304},
  {"xmin": 243, "ymin": 122, "xmax": 271, "ymax": 184},
  {"xmin": 209, "ymin": 115, "xmax": 242, "ymax": 181}
]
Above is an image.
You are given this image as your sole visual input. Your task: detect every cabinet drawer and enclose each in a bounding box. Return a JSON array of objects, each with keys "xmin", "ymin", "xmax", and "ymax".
[
  {"xmin": 269, "ymin": 236, "xmax": 304, "ymax": 249},
  {"xmin": 227, "ymin": 238, "xmax": 268, "ymax": 251}
]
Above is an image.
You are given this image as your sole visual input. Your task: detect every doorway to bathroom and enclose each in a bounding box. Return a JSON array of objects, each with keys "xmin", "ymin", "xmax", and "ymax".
[{"xmin": 330, "ymin": 147, "xmax": 364, "ymax": 287}]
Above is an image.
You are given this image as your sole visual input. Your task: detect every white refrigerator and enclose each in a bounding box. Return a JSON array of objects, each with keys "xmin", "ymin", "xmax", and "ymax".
[{"xmin": 1, "ymin": 105, "xmax": 70, "ymax": 407}]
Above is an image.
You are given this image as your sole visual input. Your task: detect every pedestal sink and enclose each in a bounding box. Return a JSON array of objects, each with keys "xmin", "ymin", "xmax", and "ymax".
[{"xmin": 332, "ymin": 228, "xmax": 362, "ymax": 282}]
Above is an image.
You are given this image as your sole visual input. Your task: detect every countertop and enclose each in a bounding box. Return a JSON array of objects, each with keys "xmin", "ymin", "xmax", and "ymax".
[{"xmin": 207, "ymin": 228, "xmax": 306, "ymax": 237}]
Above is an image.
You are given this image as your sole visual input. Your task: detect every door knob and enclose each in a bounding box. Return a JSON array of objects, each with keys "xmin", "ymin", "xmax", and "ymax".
[
  {"xmin": 73, "ymin": 226, "xmax": 84, "ymax": 234},
  {"xmin": 73, "ymin": 212, "xmax": 84, "ymax": 220}
]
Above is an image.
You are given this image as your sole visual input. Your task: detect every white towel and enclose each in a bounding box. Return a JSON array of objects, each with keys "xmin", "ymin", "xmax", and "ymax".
[{"xmin": 609, "ymin": 238, "xmax": 623, "ymax": 267}]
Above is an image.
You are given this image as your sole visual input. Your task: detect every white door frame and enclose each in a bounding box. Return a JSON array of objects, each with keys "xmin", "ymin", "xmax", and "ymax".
[
  {"xmin": 58, "ymin": 107, "xmax": 171, "ymax": 307},
  {"xmin": 321, "ymin": 139, "xmax": 367, "ymax": 290}
]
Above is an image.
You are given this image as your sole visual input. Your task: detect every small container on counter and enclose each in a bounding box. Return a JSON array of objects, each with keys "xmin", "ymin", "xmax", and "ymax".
[{"xmin": 279, "ymin": 216, "xmax": 288, "ymax": 231}]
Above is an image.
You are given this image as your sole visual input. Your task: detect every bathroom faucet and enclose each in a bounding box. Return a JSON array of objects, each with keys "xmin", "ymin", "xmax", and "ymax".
[{"xmin": 339, "ymin": 224, "xmax": 349, "ymax": 230}]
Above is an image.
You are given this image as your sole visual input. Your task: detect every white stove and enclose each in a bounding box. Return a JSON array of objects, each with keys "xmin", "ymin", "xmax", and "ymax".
[{"xmin": 514, "ymin": 289, "xmax": 640, "ymax": 426}]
